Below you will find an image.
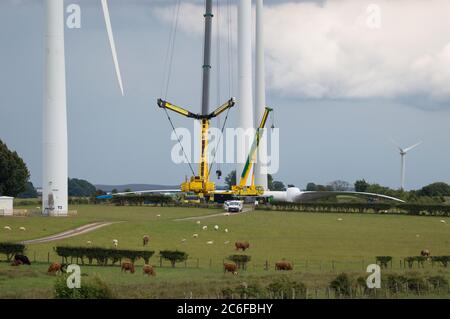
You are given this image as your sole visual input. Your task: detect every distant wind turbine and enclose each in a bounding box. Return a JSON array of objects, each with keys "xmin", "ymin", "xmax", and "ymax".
[{"xmin": 390, "ymin": 140, "xmax": 422, "ymax": 190}]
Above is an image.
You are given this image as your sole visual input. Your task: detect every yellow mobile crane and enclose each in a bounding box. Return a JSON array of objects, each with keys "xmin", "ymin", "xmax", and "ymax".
[
  {"xmin": 230, "ymin": 106, "xmax": 273, "ymax": 197},
  {"xmin": 157, "ymin": 98, "xmax": 235, "ymax": 198},
  {"xmin": 157, "ymin": 0, "xmax": 235, "ymax": 201}
]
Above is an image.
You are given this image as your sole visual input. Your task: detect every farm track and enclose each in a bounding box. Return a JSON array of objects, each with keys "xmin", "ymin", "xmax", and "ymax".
[
  {"xmin": 22, "ymin": 221, "xmax": 123, "ymax": 244},
  {"xmin": 174, "ymin": 207, "xmax": 254, "ymax": 221}
]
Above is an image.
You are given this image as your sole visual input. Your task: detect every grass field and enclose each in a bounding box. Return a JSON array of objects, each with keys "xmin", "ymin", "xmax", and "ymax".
[{"xmin": 1, "ymin": 205, "xmax": 450, "ymax": 298}]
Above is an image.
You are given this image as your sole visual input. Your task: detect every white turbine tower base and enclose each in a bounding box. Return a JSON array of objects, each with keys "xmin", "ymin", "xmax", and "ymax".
[
  {"xmin": 43, "ymin": 0, "xmax": 123, "ymax": 216},
  {"xmin": 43, "ymin": 0, "xmax": 68, "ymax": 216},
  {"xmin": 236, "ymin": 0, "xmax": 254, "ymax": 185}
]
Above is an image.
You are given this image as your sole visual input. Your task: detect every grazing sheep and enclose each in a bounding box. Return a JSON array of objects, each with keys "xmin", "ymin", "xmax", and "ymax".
[
  {"xmin": 19, "ymin": 227, "xmax": 26, "ymax": 231},
  {"xmin": 224, "ymin": 228, "xmax": 229, "ymax": 233},
  {"xmin": 4, "ymin": 226, "xmax": 11, "ymax": 231},
  {"xmin": 421, "ymin": 249, "xmax": 431, "ymax": 257},
  {"xmin": 337, "ymin": 218, "xmax": 343, "ymax": 221},
  {"xmin": 143, "ymin": 264, "xmax": 155, "ymax": 276},
  {"xmin": 196, "ymin": 221, "xmax": 201, "ymax": 224},
  {"xmin": 86, "ymin": 241, "xmax": 92, "ymax": 245},
  {"xmin": 192, "ymin": 234, "xmax": 198, "ymax": 238},
  {"xmin": 202, "ymin": 226, "xmax": 208, "ymax": 230},
  {"xmin": 224, "ymin": 241, "xmax": 230, "ymax": 244},
  {"xmin": 181, "ymin": 238, "xmax": 187, "ymax": 243},
  {"xmin": 206, "ymin": 241, "xmax": 214, "ymax": 245},
  {"xmin": 112, "ymin": 239, "xmax": 119, "ymax": 247},
  {"xmin": 156, "ymin": 214, "xmax": 161, "ymax": 217},
  {"xmin": 224, "ymin": 213, "xmax": 230, "ymax": 216},
  {"xmin": 223, "ymin": 262, "xmax": 238, "ymax": 275},
  {"xmin": 440, "ymin": 220, "xmax": 447, "ymax": 224},
  {"xmin": 121, "ymin": 261, "xmax": 135, "ymax": 274},
  {"xmin": 143, "ymin": 235, "xmax": 150, "ymax": 246},
  {"xmin": 214, "ymin": 225, "xmax": 219, "ymax": 231},
  {"xmin": 235, "ymin": 241, "xmax": 250, "ymax": 251}
]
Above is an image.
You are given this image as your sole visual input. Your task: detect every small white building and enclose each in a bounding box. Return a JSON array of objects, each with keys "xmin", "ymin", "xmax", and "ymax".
[{"xmin": 0, "ymin": 196, "xmax": 14, "ymax": 216}]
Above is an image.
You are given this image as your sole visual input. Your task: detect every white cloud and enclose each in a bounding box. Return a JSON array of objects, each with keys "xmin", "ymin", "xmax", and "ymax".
[{"xmin": 154, "ymin": 0, "xmax": 450, "ymax": 102}]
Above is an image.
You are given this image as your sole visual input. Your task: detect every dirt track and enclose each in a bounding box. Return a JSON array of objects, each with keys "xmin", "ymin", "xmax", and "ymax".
[{"xmin": 22, "ymin": 221, "xmax": 122, "ymax": 244}]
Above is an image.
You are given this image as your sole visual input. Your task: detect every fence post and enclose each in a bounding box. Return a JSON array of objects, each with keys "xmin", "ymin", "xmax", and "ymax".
[
  {"xmin": 265, "ymin": 260, "xmax": 269, "ymax": 271},
  {"xmin": 47, "ymin": 252, "xmax": 50, "ymax": 263}
]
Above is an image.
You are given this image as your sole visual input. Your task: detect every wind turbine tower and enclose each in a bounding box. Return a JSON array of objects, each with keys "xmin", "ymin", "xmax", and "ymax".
[
  {"xmin": 393, "ymin": 141, "xmax": 422, "ymax": 190},
  {"xmin": 43, "ymin": 0, "xmax": 123, "ymax": 216}
]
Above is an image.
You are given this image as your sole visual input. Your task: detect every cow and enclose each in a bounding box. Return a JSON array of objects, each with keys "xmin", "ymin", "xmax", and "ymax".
[
  {"xmin": 223, "ymin": 262, "xmax": 238, "ymax": 275},
  {"xmin": 47, "ymin": 262, "xmax": 67, "ymax": 275},
  {"xmin": 11, "ymin": 259, "xmax": 22, "ymax": 266},
  {"xmin": 143, "ymin": 235, "xmax": 150, "ymax": 246},
  {"xmin": 235, "ymin": 241, "xmax": 250, "ymax": 251},
  {"xmin": 143, "ymin": 264, "xmax": 155, "ymax": 276},
  {"xmin": 121, "ymin": 261, "xmax": 135, "ymax": 274},
  {"xmin": 420, "ymin": 249, "xmax": 430, "ymax": 257},
  {"xmin": 275, "ymin": 261, "xmax": 293, "ymax": 271},
  {"xmin": 14, "ymin": 254, "xmax": 31, "ymax": 265}
]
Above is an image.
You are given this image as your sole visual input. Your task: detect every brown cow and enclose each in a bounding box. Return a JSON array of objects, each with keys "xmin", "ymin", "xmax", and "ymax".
[
  {"xmin": 47, "ymin": 262, "xmax": 67, "ymax": 275},
  {"xmin": 223, "ymin": 262, "xmax": 238, "ymax": 275},
  {"xmin": 143, "ymin": 264, "xmax": 155, "ymax": 276},
  {"xmin": 420, "ymin": 249, "xmax": 430, "ymax": 257},
  {"xmin": 275, "ymin": 260, "xmax": 293, "ymax": 271},
  {"xmin": 143, "ymin": 235, "xmax": 150, "ymax": 247},
  {"xmin": 121, "ymin": 261, "xmax": 135, "ymax": 274},
  {"xmin": 235, "ymin": 241, "xmax": 250, "ymax": 251}
]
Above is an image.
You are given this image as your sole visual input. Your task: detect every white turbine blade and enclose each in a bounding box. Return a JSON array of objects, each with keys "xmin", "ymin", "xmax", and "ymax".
[
  {"xmin": 101, "ymin": 0, "xmax": 124, "ymax": 96},
  {"xmin": 389, "ymin": 138, "xmax": 403, "ymax": 152},
  {"xmin": 404, "ymin": 141, "xmax": 422, "ymax": 153}
]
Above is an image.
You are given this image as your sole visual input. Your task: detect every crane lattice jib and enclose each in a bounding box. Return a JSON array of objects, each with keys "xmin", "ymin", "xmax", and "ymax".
[{"xmin": 239, "ymin": 107, "xmax": 273, "ymax": 188}]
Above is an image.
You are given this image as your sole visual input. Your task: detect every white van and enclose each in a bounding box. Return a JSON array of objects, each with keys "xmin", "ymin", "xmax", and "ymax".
[{"xmin": 224, "ymin": 200, "xmax": 243, "ymax": 213}]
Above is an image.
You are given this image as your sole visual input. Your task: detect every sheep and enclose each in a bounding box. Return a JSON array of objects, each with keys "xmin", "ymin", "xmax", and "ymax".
[
  {"xmin": 337, "ymin": 218, "xmax": 343, "ymax": 221},
  {"xmin": 4, "ymin": 226, "xmax": 11, "ymax": 231},
  {"xmin": 192, "ymin": 234, "xmax": 198, "ymax": 238},
  {"xmin": 156, "ymin": 214, "xmax": 161, "ymax": 217},
  {"xmin": 214, "ymin": 225, "xmax": 219, "ymax": 231},
  {"xmin": 206, "ymin": 241, "xmax": 214, "ymax": 245},
  {"xmin": 181, "ymin": 238, "xmax": 187, "ymax": 243},
  {"xmin": 224, "ymin": 228, "xmax": 229, "ymax": 233},
  {"xmin": 202, "ymin": 225, "xmax": 208, "ymax": 230},
  {"xmin": 86, "ymin": 241, "xmax": 92, "ymax": 245},
  {"xmin": 196, "ymin": 221, "xmax": 201, "ymax": 224},
  {"xmin": 19, "ymin": 227, "xmax": 26, "ymax": 231},
  {"xmin": 112, "ymin": 239, "xmax": 119, "ymax": 247},
  {"xmin": 440, "ymin": 219, "xmax": 447, "ymax": 224},
  {"xmin": 224, "ymin": 241, "xmax": 230, "ymax": 244},
  {"xmin": 224, "ymin": 213, "xmax": 230, "ymax": 216}
]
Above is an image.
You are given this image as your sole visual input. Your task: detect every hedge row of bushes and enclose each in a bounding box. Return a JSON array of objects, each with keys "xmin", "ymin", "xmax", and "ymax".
[
  {"xmin": 259, "ymin": 202, "xmax": 450, "ymax": 216},
  {"xmin": 0, "ymin": 243, "xmax": 25, "ymax": 261},
  {"xmin": 55, "ymin": 246, "xmax": 154, "ymax": 265},
  {"xmin": 221, "ymin": 276, "xmax": 306, "ymax": 299},
  {"xmin": 331, "ymin": 272, "xmax": 449, "ymax": 297},
  {"xmin": 111, "ymin": 195, "xmax": 174, "ymax": 206}
]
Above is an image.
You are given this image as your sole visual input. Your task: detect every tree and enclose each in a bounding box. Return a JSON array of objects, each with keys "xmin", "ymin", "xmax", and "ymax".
[
  {"xmin": 225, "ymin": 170, "xmax": 236, "ymax": 190},
  {"xmin": 111, "ymin": 188, "xmax": 118, "ymax": 194},
  {"xmin": 268, "ymin": 174, "xmax": 286, "ymax": 191},
  {"xmin": 306, "ymin": 183, "xmax": 317, "ymax": 191},
  {"xmin": 328, "ymin": 180, "xmax": 353, "ymax": 191},
  {"xmin": 0, "ymin": 139, "xmax": 30, "ymax": 197},
  {"xmin": 159, "ymin": 250, "xmax": 188, "ymax": 268},
  {"xmin": 17, "ymin": 182, "xmax": 38, "ymax": 198},
  {"xmin": 354, "ymin": 179, "xmax": 369, "ymax": 192},
  {"xmin": 418, "ymin": 182, "xmax": 450, "ymax": 197},
  {"xmin": 68, "ymin": 178, "xmax": 96, "ymax": 197}
]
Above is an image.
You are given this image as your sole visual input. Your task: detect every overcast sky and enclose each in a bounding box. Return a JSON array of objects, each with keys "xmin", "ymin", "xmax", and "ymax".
[{"xmin": 1, "ymin": 0, "xmax": 449, "ymax": 190}]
